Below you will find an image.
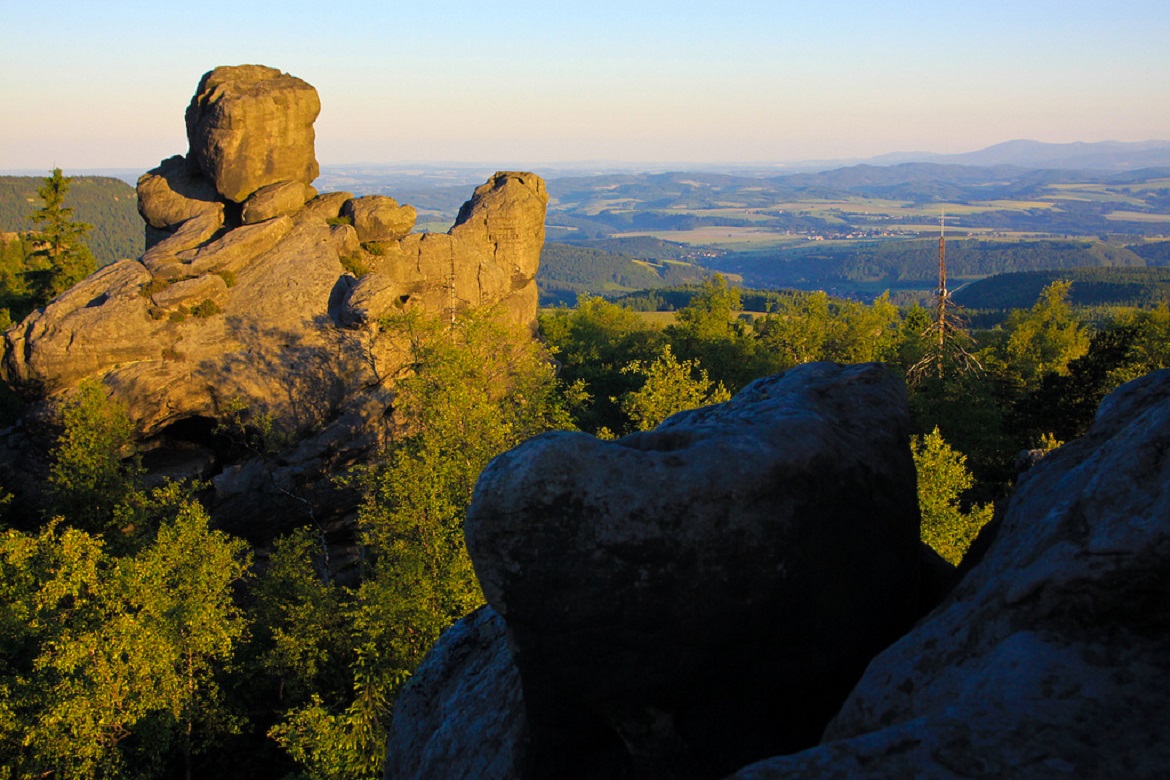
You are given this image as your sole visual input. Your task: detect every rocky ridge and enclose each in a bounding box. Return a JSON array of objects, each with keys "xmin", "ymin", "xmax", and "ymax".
[
  {"xmin": 0, "ymin": 65, "xmax": 548, "ymax": 536},
  {"xmin": 386, "ymin": 367, "xmax": 1170, "ymax": 779}
]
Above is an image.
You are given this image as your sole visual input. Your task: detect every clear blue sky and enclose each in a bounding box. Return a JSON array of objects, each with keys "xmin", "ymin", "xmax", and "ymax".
[{"xmin": 2, "ymin": 0, "xmax": 1167, "ymax": 171}]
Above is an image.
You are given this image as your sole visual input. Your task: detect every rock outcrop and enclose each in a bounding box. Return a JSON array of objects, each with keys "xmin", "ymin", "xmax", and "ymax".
[
  {"xmin": 430, "ymin": 363, "xmax": 927, "ymax": 778},
  {"xmin": 0, "ymin": 65, "xmax": 547, "ymax": 537},
  {"xmin": 185, "ymin": 65, "xmax": 321, "ymax": 203},
  {"xmin": 389, "ymin": 369, "xmax": 1170, "ymax": 779},
  {"xmin": 731, "ymin": 368, "xmax": 1170, "ymax": 779}
]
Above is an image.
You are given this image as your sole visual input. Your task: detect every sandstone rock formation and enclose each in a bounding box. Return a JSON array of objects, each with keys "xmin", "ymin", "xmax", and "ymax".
[
  {"xmin": 456, "ymin": 363, "xmax": 926, "ymax": 778},
  {"xmin": 731, "ymin": 368, "xmax": 1170, "ymax": 779},
  {"xmin": 0, "ymin": 66, "xmax": 547, "ymax": 537},
  {"xmin": 185, "ymin": 65, "xmax": 321, "ymax": 203}
]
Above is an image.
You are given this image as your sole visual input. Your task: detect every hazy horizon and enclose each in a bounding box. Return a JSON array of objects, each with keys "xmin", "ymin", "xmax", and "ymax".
[{"xmin": 3, "ymin": 1, "xmax": 1168, "ymax": 171}]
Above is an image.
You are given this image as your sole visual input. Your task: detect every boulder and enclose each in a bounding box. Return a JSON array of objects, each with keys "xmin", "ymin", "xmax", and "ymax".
[
  {"xmin": 384, "ymin": 607, "xmax": 528, "ymax": 780},
  {"xmin": 341, "ymin": 195, "xmax": 417, "ymax": 242},
  {"xmin": 464, "ymin": 362, "xmax": 924, "ymax": 778},
  {"xmin": 242, "ymin": 180, "xmax": 316, "ymax": 224},
  {"xmin": 731, "ymin": 369, "xmax": 1170, "ymax": 779},
  {"xmin": 185, "ymin": 65, "xmax": 320, "ymax": 203},
  {"xmin": 136, "ymin": 154, "xmax": 222, "ymax": 233}
]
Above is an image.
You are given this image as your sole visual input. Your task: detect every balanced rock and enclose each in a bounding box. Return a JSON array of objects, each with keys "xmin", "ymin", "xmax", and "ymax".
[
  {"xmin": 341, "ymin": 195, "xmax": 417, "ymax": 242},
  {"xmin": 732, "ymin": 369, "xmax": 1170, "ymax": 779},
  {"xmin": 185, "ymin": 65, "xmax": 320, "ymax": 203},
  {"xmin": 464, "ymin": 362, "xmax": 924, "ymax": 778}
]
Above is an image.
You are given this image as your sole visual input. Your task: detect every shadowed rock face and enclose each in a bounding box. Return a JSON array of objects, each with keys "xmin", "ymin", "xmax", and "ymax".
[
  {"xmin": 460, "ymin": 363, "xmax": 924, "ymax": 778},
  {"xmin": 729, "ymin": 369, "xmax": 1170, "ymax": 779},
  {"xmin": 0, "ymin": 66, "xmax": 547, "ymax": 537},
  {"xmin": 389, "ymin": 369, "xmax": 1170, "ymax": 779}
]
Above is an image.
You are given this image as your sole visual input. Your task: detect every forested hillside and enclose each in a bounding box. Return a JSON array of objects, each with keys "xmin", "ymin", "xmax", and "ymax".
[
  {"xmin": 0, "ymin": 175, "xmax": 142, "ymax": 265},
  {"xmin": 953, "ymin": 267, "xmax": 1170, "ymax": 310},
  {"xmin": 704, "ymin": 237, "xmax": 1147, "ymax": 296},
  {"xmin": 538, "ymin": 241, "xmax": 711, "ymax": 305}
]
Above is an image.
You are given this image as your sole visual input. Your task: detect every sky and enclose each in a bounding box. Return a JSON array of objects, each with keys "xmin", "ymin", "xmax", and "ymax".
[{"xmin": 2, "ymin": 0, "xmax": 1168, "ymax": 172}]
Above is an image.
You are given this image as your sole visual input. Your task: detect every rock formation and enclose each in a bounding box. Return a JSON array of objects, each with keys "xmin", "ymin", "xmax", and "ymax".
[
  {"xmin": 0, "ymin": 65, "xmax": 547, "ymax": 536},
  {"xmin": 390, "ymin": 363, "xmax": 932, "ymax": 778},
  {"xmin": 731, "ymin": 367, "xmax": 1170, "ymax": 779},
  {"xmin": 388, "ymin": 369, "xmax": 1170, "ymax": 779}
]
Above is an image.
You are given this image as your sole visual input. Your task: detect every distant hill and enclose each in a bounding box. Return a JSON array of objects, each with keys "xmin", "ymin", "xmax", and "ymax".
[
  {"xmin": 1129, "ymin": 239, "xmax": 1170, "ymax": 266},
  {"xmin": 953, "ymin": 267, "xmax": 1170, "ymax": 310},
  {"xmin": 0, "ymin": 175, "xmax": 143, "ymax": 266},
  {"xmin": 537, "ymin": 241, "xmax": 711, "ymax": 306},
  {"xmin": 868, "ymin": 139, "xmax": 1170, "ymax": 172},
  {"xmin": 708, "ymin": 238, "xmax": 1147, "ymax": 293}
]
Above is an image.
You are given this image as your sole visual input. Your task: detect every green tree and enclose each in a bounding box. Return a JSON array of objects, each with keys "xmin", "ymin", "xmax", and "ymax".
[
  {"xmin": 912, "ymin": 427, "xmax": 994, "ymax": 565},
  {"xmin": 1003, "ymin": 280, "xmax": 1090, "ymax": 389},
  {"xmin": 540, "ymin": 295, "xmax": 666, "ymax": 434},
  {"xmin": 666, "ymin": 275, "xmax": 761, "ymax": 391},
  {"xmin": 268, "ymin": 308, "xmax": 573, "ymax": 779},
  {"xmin": 26, "ymin": 169, "xmax": 97, "ymax": 305},
  {"xmin": 48, "ymin": 379, "xmax": 143, "ymax": 538},
  {"xmin": 620, "ymin": 344, "xmax": 731, "ymax": 431},
  {"xmin": 0, "ymin": 501, "xmax": 250, "ymax": 779}
]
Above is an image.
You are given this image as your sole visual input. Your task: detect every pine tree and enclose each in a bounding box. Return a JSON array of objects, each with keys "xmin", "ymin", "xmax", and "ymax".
[{"xmin": 26, "ymin": 168, "xmax": 97, "ymax": 305}]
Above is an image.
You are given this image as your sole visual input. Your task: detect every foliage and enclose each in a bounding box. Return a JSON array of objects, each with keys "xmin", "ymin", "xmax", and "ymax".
[
  {"xmin": 912, "ymin": 427, "xmax": 994, "ymax": 565},
  {"xmin": 266, "ymin": 308, "xmax": 573, "ymax": 778},
  {"xmin": 340, "ymin": 253, "xmax": 370, "ymax": 278},
  {"xmin": 0, "ymin": 174, "xmax": 142, "ymax": 267},
  {"xmin": 0, "ymin": 501, "xmax": 250, "ymax": 778},
  {"xmin": 26, "ymin": 169, "xmax": 98, "ymax": 304},
  {"xmin": 620, "ymin": 344, "xmax": 730, "ymax": 430},
  {"xmin": 48, "ymin": 380, "xmax": 143, "ymax": 537},
  {"xmin": 665, "ymin": 275, "xmax": 763, "ymax": 391},
  {"xmin": 191, "ymin": 299, "xmax": 222, "ymax": 318},
  {"xmin": 541, "ymin": 295, "xmax": 668, "ymax": 433},
  {"xmin": 1001, "ymin": 280, "xmax": 1090, "ymax": 389}
]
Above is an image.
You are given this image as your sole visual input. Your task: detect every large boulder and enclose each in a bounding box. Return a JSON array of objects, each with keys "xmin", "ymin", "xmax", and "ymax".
[
  {"xmin": 185, "ymin": 65, "xmax": 320, "ymax": 203},
  {"xmin": 463, "ymin": 362, "xmax": 925, "ymax": 778},
  {"xmin": 732, "ymin": 369, "xmax": 1170, "ymax": 779},
  {"xmin": 384, "ymin": 607, "xmax": 528, "ymax": 780}
]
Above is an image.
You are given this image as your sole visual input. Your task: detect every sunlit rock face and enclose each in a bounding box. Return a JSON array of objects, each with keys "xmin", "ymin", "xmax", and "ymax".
[
  {"xmin": 0, "ymin": 66, "xmax": 547, "ymax": 536},
  {"xmin": 185, "ymin": 64, "xmax": 321, "ymax": 204}
]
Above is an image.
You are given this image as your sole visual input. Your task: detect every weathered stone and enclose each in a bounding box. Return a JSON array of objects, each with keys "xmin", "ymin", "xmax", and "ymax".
[
  {"xmin": 150, "ymin": 273, "xmax": 229, "ymax": 310},
  {"xmin": 341, "ymin": 195, "xmax": 417, "ymax": 242},
  {"xmin": 731, "ymin": 369, "xmax": 1170, "ymax": 779},
  {"xmin": 450, "ymin": 171, "xmax": 547, "ymax": 283},
  {"xmin": 465, "ymin": 362, "xmax": 924, "ymax": 778},
  {"xmin": 1, "ymin": 261, "xmax": 163, "ymax": 395},
  {"xmin": 299, "ymin": 191, "xmax": 353, "ymax": 224},
  {"xmin": 339, "ymin": 274, "xmax": 414, "ymax": 327},
  {"xmin": 179, "ymin": 215, "xmax": 293, "ymax": 277},
  {"xmin": 384, "ymin": 607, "xmax": 528, "ymax": 780},
  {"xmin": 241, "ymin": 180, "xmax": 316, "ymax": 224},
  {"xmin": 1, "ymin": 66, "xmax": 550, "ymax": 540},
  {"xmin": 140, "ymin": 208, "xmax": 224, "ymax": 273},
  {"xmin": 136, "ymin": 154, "xmax": 222, "ymax": 232},
  {"xmin": 185, "ymin": 65, "xmax": 320, "ymax": 202}
]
